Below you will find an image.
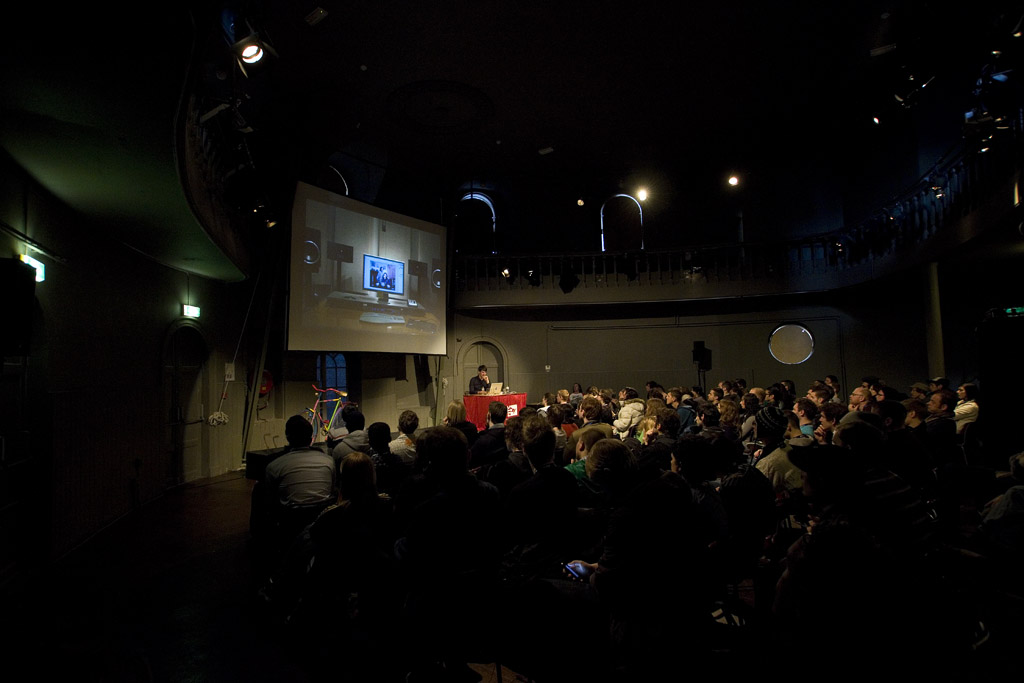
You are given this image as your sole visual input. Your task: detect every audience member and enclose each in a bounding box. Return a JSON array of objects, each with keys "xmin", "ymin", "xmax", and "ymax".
[
  {"xmin": 813, "ymin": 401, "xmax": 848, "ymax": 445},
  {"xmin": 739, "ymin": 392, "xmax": 760, "ymax": 443},
  {"xmin": 848, "ymin": 385, "xmax": 872, "ymax": 412},
  {"xmin": 794, "ymin": 397, "xmax": 818, "ymax": 437},
  {"xmin": 442, "ymin": 399, "xmax": 478, "ymax": 447},
  {"xmin": 562, "ymin": 396, "xmax": 614, "ymax": 464},
  {"xmin": 925, "ymin": 388, "xmax": 959, "ymax": 467},
  {"xmin": 331, "ymin": 408, "xmax": 369, "ymax": 466},
  {"xmin": 954, "ymin": 382, "xmax": 979, "ymax": 434},
  {"xmin": 393, "ymin": 426, "xmax": 502, "ymax": 678},
  {"xmin": 366, "ymin": 421, "xmax": 410, "ymax": 494},
  {"xmin": 388, "ymin": 410, "xmax": 419, "ymax": 464},
  {"xmin": 469, "ymin": 401, "xmax": 510, "ymax": 468},
  {"xmin": 502, "ymin": 415, "xmax": 581, "ymax": 570},
  {"xmin": 909, "ymin": 382, "xmax": 930, "ymax": 401},
  {"xmin": 255, "ymin": 416, "xmax": 337, "ymax": 560}
]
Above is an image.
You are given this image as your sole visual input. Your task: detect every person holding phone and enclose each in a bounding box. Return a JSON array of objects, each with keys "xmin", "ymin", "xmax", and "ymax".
[{"xmin": 560, "ymin": 439, "xmax": 707, "ymax": 675}]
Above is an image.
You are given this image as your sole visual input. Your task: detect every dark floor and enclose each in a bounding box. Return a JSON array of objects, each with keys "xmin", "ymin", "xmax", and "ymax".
[
  {"xmin": 7, "ymin": 471, "xmax": 521, "ymax": 683},
  {"xmin": 7, "ymin": 468, "xmax": 1022, "ymax": 682},
  {"xmin": 8, "ymin": 471, "xmax": 296, "ymax": 681}
]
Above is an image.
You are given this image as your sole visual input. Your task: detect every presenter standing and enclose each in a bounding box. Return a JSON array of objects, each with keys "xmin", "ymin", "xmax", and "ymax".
[{"xmin": 469, "ymin": 365, "xmax": 491, "ymax": 394}]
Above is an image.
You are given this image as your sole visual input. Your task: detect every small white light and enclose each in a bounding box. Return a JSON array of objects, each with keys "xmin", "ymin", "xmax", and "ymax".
[
  {"xmin": 501, "ymin": 268, "xmax": 510, "ymax": 278},
  {"xmin": 183, "ymin": 304, "xmax": 201, "ymax": 318},
  {"xmin": 637, "ymin": 189, "xmax": 648, "ymax": 201},
  {"xmin": 241, "ymin": 43, "xmax": 263, "ymax": 64},
  {"xmin": 872, "ymin": 116, "xmax": 880, "ymax": 124},
  {"xmin": 20, "ymin": 254, "xmax": 45, "ymax": 282},
  {"xmin": 728, "ymin": 176, "xmax": 739, "ymax": 186}
]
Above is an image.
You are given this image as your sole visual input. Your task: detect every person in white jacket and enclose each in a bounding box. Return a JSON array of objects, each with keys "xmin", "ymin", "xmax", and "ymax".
[{"xmin": 954, "ymin": 383, "xmax": 980, "ymax": 434}]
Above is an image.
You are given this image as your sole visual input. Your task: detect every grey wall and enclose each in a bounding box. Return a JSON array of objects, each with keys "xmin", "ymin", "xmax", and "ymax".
[
  {"xmin": 445, "ymin": 278, "xmax": 933, "ymax": 405},
  {"xmin": 0, "ymin": 153, "xmax": 253, "ymax": 560}
]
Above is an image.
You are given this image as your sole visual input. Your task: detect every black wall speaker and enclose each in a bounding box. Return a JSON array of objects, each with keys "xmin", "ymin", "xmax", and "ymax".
[{"xmin": 692, "ymin": 340, "xmax": 712, "ymax": 371}]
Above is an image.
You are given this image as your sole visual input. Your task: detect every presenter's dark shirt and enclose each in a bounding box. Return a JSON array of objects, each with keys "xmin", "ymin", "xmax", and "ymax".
[{"xmin": 469, "ymin": 376, "xmax": 491, "ymax": 394}]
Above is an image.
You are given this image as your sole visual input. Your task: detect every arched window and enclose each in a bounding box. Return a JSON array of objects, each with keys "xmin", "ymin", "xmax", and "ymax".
[
  {"xmin": 317, "ymin": 352, "xmax": 347, "ymax": 391},
  {"xmin": 316, "ymin": 352, "xmax": 348, "ymax": 425},
  {"xmin": 454, "ymin": 192, "xmax": 497, "ymax": 254}
]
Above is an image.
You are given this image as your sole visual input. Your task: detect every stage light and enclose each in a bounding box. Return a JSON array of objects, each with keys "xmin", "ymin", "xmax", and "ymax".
[
  {"xmin": 577, "ymin": 198, "xmax": 584, "ymax": 206},
  {"xmin": 183, "ymin": 304, "xmax": 201, "ymax": 318},
  {"xmin": 636, "ymin": 189, "xmax": 648, "ymax": 201},
  {"xmin": 728, "ymin": 176, "xmax": 739, "ymax": 186},
  {"xmin": 229, "ymin": 23, "xmax": 278, "ymax": 77},
  {"xmin": 240, "ymin": 43, "xmax": 263, "ymax": 64}
]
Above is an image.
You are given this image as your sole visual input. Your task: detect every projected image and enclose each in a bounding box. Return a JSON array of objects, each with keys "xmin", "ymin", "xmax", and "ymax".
[
  {"xmin": 363, "ymin": 255, "xmax": 404, "ymax": 294},
  {"xmin": 288, "ymin": 182, "xmax": 447, "ymax": 355}
]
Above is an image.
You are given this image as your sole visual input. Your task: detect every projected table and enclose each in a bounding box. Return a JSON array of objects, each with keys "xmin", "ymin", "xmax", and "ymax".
[{"xmin": 464, "ymin": 393, "xmax": 527, "ymax": 431}]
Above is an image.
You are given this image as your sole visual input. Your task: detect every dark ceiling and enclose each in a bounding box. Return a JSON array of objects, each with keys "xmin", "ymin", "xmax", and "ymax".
[{"xmin": 1, "ymin": 2, "xmax": 1020, "ymax": 281}]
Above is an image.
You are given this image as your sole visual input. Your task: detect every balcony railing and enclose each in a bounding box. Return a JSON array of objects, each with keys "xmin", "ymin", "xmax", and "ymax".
[{"xmin": 453, "ymin": 126, "xmax": 1021, "ymax": 308}]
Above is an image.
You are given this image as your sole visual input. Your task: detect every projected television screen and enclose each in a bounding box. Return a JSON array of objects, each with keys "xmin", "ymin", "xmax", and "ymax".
[
  {"xmin": 363, "ymin": 254, "xmax": 405, "ymax": 295},
  {"xmin": 288, "ymin": 182, "xmax": 447, "ymax": 355}
]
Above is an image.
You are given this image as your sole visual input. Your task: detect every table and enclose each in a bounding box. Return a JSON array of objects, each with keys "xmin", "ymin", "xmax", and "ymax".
[{"xmin": 464, "ymin": 393, "xmax": 528, "ymax": 431}]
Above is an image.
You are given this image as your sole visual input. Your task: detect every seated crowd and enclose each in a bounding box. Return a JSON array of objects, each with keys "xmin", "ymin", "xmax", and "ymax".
[{"xmin": 251, "ymin": 373, "xmax": 1018, "ymax": 682}]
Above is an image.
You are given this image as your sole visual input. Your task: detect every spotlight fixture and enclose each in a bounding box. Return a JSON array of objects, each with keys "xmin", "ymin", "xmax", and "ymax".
[
  {"xmin": 240, "ymin": 42, "xmax": 264, "ymax": 64},
  {"xmin": 230, "ymin": 26, "xmax": 278, "ymax": 76}
]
